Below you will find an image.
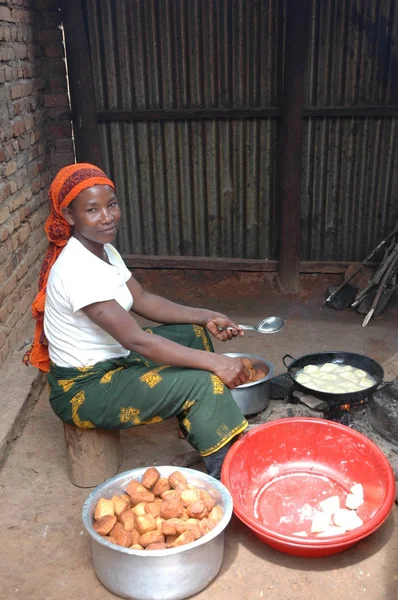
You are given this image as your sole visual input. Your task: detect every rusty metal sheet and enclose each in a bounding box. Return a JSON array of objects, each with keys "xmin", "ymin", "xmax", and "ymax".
[
  {"xmin": 84, "ymin": 0, "xmax": 285, "ymax": 112},
  {"xmin": 80, "ymin": 0, "xmax": 398, "ymax": 262},
  {"xmin": 306, "ymin": 0, "xmax": 398, "ymax": 107},
  {"xmin": 99, "ymin": 118, "xmax": 280, "ymax": 258},
  {"xmin": 301, "ymin": 117, "xmax": 398, "ymax": 261}
]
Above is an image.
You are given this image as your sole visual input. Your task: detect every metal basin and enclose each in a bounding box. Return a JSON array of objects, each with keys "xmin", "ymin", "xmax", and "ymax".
[
  {"xmin": 82, "ymin": 466, "xmax": 233, "ymax": 600},
  {"xmin": 224, "ymin": 352, "xmax": 274, "ymax": 416}
]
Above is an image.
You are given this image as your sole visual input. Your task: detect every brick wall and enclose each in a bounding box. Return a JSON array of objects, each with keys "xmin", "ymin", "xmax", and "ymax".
[{"xmin": 0, "ymin": 0, "xmax": 74, "ymax": 368}]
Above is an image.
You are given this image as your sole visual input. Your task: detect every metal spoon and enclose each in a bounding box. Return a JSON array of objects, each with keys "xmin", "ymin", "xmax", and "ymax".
[{"xmin": 219, "ymin": 316, "xmax": 285, "ymax": 334}]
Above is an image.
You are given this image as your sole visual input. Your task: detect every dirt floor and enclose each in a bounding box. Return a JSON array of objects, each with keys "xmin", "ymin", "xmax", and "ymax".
[{"xmin": 0, "ymin": 271, "xmax": 397, "ymax": 600}]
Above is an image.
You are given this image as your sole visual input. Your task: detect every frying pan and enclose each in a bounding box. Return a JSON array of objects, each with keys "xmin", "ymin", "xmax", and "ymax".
[{"xmin": 283, "ymin": 351, "xmax": 390, "ymax": 406}]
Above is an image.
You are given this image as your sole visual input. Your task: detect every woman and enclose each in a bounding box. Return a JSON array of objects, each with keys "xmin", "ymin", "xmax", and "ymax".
[{"xmin": 25, "ymin": 163, "xmax": 249, "ymax": 478}]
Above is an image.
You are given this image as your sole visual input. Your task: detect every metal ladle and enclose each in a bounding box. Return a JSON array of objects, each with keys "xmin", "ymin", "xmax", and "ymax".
[{"xmin": 219, "ymin": 316, "xmax": 285, "ymax": 334}]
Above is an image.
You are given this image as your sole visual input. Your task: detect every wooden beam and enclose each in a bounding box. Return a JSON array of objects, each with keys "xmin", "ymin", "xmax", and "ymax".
[
  {"xmin": 122, "ymin": 255, "xmax": 370, "ymax": 274},
  {"xmin": 96, "ymin": 106, "xmax": 398, "ymax": 123},
  {"xmin": 59, "ymin": 0, "xmax": 102, "ymax": 167},
  {"xmin": 278, "ymin": 0, "xmax": 311, "ymax": 292}
]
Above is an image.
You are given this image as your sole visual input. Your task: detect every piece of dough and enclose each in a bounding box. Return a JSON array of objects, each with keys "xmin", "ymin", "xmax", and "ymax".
[
  {"xmin": 319, "ymin": 363, "xmax": 339, "ymax": 373},
  {"xmin": 296, "ymin": 373, "xmax": 312, "ymax": 384},
  {"xmin": 316, "ymin": 373, "xmax": 336, "ymax": 381},
  {"xmin": 303, "ymin": 365, "xmax": 319, "ymax": 374},
  {"xmin": 353, "ymin": 368, "xmax": 367, "ymax": 378},
  {"xmin": 311, "ymin": 512, "xmax": 331, "ymax": 533},
  {"xmin": 319, "ymin": 495, "xmax": 340, "ymax": 515},
  {"xmin": 345, "ymin": 493, "xmax": 364, "ymax": 510},
  {"xmin": 340, "ymin": 372, "xmax": 358, "ymax": 383},
  {"xmin": 333, "ymin": 508, "xmax": 363, "ymax": 530},
  {"xmin": 292, "ymin": 531, "xmax": 308, "ymax": 537},
  {"xmin": 359, "ymin": 378, "xmax": 374, "ymax": 389},
  {"xmin": 350, "ymin": 483, "xmax": 364, "ymax": 498}
]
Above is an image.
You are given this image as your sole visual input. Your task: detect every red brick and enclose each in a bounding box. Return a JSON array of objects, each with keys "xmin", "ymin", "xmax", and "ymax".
[
  {"xmin": 1, "ymin": 46, "xmax": 15, "ymax": 60},
  {"xmin": 31, "ymin": 177, "xmax": 41, "ymax": 194},
  {"xmin": 18, "ymin": 134, "xmax": 30, "ymax": 150},
  {"xmin": 4, "ymin": 161, "xmax": 17, "ymax": 177},
  {"xmin": 10, "ymin": 84, "xmax": 22, "ymax": 100},
  {"xmin": 21, "ymin": 65, "xmax": 31, "ymax": 78},
  {"xmin": 13, "ymin": 101, "xmax": 22, "ymax": 116},
  {"xmin": 38, "ymin": 28, "xmax": 62, "ymax": 46},
  {"xmin": 3, "ymin": 144, "xmax": 12, "ymax": 161},
  {"xmin": 12, "ymin": 119, "xmax": 26, "ymax": 137},
  {"xmin": 4, "ymin": 305, "xmax": 19, "ymax": 330},
  {"xmin": 45, "ymin": 45, "xmax": 64, "ymax": 58},
  {"xmin": 55, "ymin": 138, "xmax": 73, "ymax": 153},
  {"xmin": 12, "ymin": 212, "xmax": 20, "ymax": 229},
  {"xmin": 3, "ymin": 273, "xmax": 17, "ymax": 298},
  {"xmin": 11, "ymin": 9, "xmax": 24, "ymax": 23},
  {"xmin": 0, "ymin": 183, "xmax": 10, "ymax": 202},
  {"xmin": 9, "ymin": 230, "xmax": 19, "ymax": 252},
  {"xmin": 35, "ymin": 78, "xmax": 46, "ymax": 90},
  {"xmin": 50, "ymin": 123, "xmax": 72, "ymax": 137},
  {"xmin": 50, "ymin": 76, "xmax": 67, "ymax": 91},
  {"xmin": 19, "ymin": 290, "xmax": 33, "ymax": 316},
  {"xmin": 0, "ymin": 26, "xmax": 10, "ymax": 41},
  {"xmin": 8, "ymin": 193, "xmax": 24, "ymax": 213},
  {"xmin": 16, "ymin": 259, "xmax": 28, "ymax": 281},
  {"xmin": 0, "ymin": 206, "xmax": 10, "ymax": 225},
  {"xmin": 0, "ymin": 6, "xmax": 13, "ymax": 22},
  {"xmin": 15, "ymin": 43, "xmax": 27, "ymax": 59},
  {"xmin": 0, "ymin": 227, "xmax": 9, "ymax": 243},
  {"xmin": 0, "ymin": 339, "xmax": 10, "ymax": 364},
  {"xmin": 25, "ymin": 115, "xmax": 35, "ymax": 131},
  {"xmin": 44, "ymin": 92, "xmax": 69, "ymax": 108},
  {"xmin": 46, "ymin": 107, "xmax": 69, "ymax": 120},
  {"xmin": 0, "ymin": 329, "xmax": 6, "ymax": 349},
  {"xmin": 16, "ymin": 174, "xmax": 23, "ymax": 190},
  {"xmin": 51, "ymin": 150, "xmax": 74, "ymax": 167},
  {"xmin": 21, "ymin": 80, "xmax": 34, "ymax": 97}
]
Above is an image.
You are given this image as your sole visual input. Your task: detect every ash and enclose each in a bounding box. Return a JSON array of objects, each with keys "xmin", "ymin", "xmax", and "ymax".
[{"xmin": 247, "ymin": 400, "xmax": 398, "ymax": 489}]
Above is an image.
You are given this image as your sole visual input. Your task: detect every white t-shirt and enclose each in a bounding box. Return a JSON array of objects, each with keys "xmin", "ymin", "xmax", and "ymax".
[{"xmin": 44, "ymin": 237, "xmax": 133, "ymax": 368}]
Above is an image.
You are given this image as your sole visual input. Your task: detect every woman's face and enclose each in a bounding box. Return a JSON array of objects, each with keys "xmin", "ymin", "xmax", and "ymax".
[{"xmin": 62, "ymin": 184, "xmax": 121, "ymax": 246}]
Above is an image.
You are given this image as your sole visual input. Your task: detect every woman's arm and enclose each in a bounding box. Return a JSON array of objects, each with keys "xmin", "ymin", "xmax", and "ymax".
[
  {"xmin": 82, "ymin": 299, "xmax": 248, "ymax": 388},
  {"xmin": 126, "ymin": 275, "xmax": 243, "ymax": 342}
]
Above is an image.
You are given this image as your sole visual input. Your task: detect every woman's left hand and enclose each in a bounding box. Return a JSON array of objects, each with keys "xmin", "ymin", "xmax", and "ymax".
[{"xmin": 203, "ymin": 312, "xmax": 244, "ymax": 342}]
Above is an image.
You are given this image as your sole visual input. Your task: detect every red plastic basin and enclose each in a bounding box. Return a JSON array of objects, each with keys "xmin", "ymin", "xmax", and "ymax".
[{"xmin": 221, "ymin": 418, "xmax": 396, "ymax": 557}]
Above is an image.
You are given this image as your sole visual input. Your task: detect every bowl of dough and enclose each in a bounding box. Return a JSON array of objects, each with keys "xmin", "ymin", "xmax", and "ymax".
[{"xmin": 221, "ymin": 418, "xmax": 396, "ymax": 557}]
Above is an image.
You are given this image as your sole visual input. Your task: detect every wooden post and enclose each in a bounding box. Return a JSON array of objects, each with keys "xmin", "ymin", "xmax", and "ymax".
[
  {"xmin": 58, "ymin": 0, "xmax": 102, "ymax": 167},
  {"xmin": 278, "ymin": 0, "xmax": 311, "ymax": 292},
  {"xmin": 63, "ymin": 424, "xmax": 121, "ymax": 488}
]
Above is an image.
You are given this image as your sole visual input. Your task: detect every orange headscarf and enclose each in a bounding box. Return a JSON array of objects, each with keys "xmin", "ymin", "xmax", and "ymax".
[{"xmin": 24, "ymin": 163, "xmax": 115, "ymax": 372}]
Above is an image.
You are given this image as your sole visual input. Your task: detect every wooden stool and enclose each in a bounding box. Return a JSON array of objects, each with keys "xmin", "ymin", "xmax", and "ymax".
[{"xmin": 63, "ymin": 423, "xmax": 121, "ymax": 488}]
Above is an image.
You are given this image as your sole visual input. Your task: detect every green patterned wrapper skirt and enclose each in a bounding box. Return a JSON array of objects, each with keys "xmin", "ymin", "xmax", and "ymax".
[{"xmin": 48, "ymin": 324, "xmax": 248, "ymax": 456}]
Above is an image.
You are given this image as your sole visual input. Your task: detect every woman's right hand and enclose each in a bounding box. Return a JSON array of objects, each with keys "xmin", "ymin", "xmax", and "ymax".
[{"xmin": 211, "ymin": 355, "xmax": 249, "ymax": 389}]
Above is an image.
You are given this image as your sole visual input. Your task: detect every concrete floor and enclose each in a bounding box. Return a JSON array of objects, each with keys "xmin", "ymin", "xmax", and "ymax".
[{"xmin": 0, "ymin": 271, "xmax": 397, "ymax": 600}]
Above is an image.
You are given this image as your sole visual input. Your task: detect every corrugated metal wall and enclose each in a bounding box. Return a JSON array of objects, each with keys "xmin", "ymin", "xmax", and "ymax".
[
  {"xmin": 301, "ymin": 0, "xmax": 398, "ymax": 260},
  {"xmin": 81, "ymin": 0, "xmax": 398, "ymax": 262},
  {"xmin": 84, "ymin": 0, "xmax": 284, "ymax": 259}
]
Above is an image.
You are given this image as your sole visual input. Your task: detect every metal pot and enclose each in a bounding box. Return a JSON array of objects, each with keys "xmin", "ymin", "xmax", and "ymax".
[
  {"xmin": 283, "ymin": 351, "xmax": 389, "ymax": 407},
  {"xmin": 82, "ymin": 466, "xmax": 233, "ymax": 600},
  {"xmin": 223, "ymin": 352, "xmax": 274, "ymax": 416}
]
